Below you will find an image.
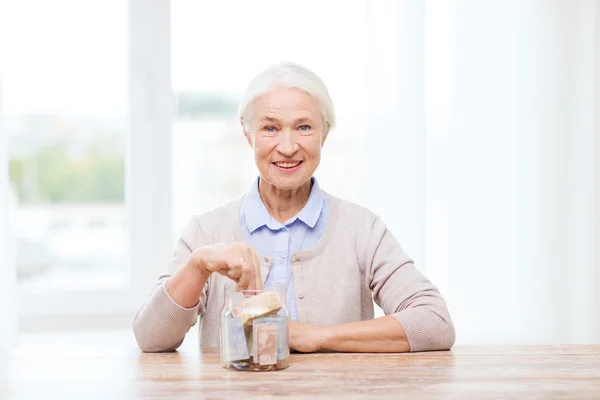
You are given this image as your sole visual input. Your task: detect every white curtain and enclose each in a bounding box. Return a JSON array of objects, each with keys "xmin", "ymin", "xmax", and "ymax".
[
  {"xmin": 0, "ymin": 78, "xmax": 18, "ymax": 348},
  {"xmin": 366, "ymin": 0, "xmax": 600, "ymax": 344}
]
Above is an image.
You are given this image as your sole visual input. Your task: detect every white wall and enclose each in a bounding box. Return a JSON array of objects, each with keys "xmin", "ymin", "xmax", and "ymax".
[
  {"xmin": 596, "ymin": 0, "xmax": 600, "ymax": 342},
  {"xmin": 0, "ymin": 78, "xmax": 18, "ymax": 348},
  {"xmin": 365, "ymin": 0, "xmax": 427, "ymax": 270},
  {"xmin": 366, "ymin": 0, "xmax": 600, "ymax": 344}
]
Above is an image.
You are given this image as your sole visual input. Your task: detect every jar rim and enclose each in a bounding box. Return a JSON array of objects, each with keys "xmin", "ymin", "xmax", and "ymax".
[{"xmin": 225, "ymin": 283, "xmax": 287, "ymax": 294}]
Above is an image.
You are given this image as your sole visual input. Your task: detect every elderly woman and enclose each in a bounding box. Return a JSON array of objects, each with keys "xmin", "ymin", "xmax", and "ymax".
[{"xmin": 133, "ymin": 62, "xmax": 455, "ymax": 353}]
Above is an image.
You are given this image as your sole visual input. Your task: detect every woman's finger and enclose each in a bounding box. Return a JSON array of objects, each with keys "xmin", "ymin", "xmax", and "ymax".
[
  {"xmin": 236, "ymin": 256, "xmax": 251, "ymax": 290},
  {"xmin": 241, "ymin": 246, "xmax": 258, "ymax": 291},
  {"xmin": 250, "ymin": 248, "xmax": 263, "ymax": 290},
  {"xmin": 227, "ymin": 261, "xmax": 242, "ymax": 280}
]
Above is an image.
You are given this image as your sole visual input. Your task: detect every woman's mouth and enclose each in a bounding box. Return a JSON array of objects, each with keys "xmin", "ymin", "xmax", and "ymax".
[{"xmin": 273, "ymin": 161, "xmax": 303, "ymax": 171}]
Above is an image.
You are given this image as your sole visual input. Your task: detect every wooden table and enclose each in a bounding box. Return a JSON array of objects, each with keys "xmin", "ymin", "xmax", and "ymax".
[{"xmin": 1, "ymin": 345, "xmax": 599, "ymax": 399}]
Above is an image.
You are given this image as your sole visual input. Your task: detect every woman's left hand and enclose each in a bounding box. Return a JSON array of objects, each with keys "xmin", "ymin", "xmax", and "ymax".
[{"xmin": 288, "ymin": 321, "xmax": 325, "ymax": 353}]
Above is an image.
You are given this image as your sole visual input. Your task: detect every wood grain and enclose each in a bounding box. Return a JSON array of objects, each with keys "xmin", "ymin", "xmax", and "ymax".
[{"xmin": 1, "ymin": 345, "xmax": 599, "ymax": 399}]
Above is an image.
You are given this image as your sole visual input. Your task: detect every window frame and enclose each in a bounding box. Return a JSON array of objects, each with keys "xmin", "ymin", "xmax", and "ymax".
[{"xmin": 16, "ymin": 0, "xmax": 174, "ymax": 325}]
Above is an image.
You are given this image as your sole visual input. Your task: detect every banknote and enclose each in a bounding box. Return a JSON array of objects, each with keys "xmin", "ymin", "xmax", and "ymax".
[
  {"xmin": 252, "ymin": 317, "xmax": 289, "ymax": 362},
  {"xmin": 232, "ymin": 291, "xmax": 283, "ymax": 328},
  {"xmin": 256, "ymin": 323, "xmax": 278, "ymax": 366},
  {"xmin": 222, "ymin": 317, "xmax": 249, "ymax": 362},
  {"xmin": 276, "ymin": 320, "xmax": 290, "ymax": 360}
]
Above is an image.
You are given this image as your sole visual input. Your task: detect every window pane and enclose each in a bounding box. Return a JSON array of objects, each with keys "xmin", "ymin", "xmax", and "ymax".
[
  {"xmin": 0, "ymin": 0, "xmax": 127, "ymax": 289},
  {"xmin": 171, "ymin": 0, "xmax": 367, "ymax": 238}
]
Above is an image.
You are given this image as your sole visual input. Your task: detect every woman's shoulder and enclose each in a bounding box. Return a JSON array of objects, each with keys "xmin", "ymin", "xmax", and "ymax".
[
  {"xmin": 325, "ymin": 192, "xmax": 382, "ymax": 230},
  {"xmin": 322, "ymin": 193, "xmax": 390, "ymax": 263}
]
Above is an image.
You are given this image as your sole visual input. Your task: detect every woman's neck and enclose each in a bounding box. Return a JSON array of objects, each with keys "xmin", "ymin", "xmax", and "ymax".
[{"xmin": 258, "ymin": 178, "xmax": 312, "ymax": 224}]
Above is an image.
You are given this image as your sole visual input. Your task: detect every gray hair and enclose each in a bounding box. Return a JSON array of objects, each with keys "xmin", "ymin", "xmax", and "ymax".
[{"xmin": 238, "ymin": 62, "xmax": 336, "ymax": 132}]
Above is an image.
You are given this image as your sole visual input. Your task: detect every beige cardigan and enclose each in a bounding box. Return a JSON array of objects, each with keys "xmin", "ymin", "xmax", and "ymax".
[{"xmin": 133, "ymin": 194, "xmax": 455, "ymax": 352}]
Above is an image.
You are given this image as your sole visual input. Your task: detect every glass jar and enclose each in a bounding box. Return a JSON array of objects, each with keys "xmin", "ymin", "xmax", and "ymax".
[{"xmin": 220, "ymin": 284, "xmax": 290, "ymax": 371}]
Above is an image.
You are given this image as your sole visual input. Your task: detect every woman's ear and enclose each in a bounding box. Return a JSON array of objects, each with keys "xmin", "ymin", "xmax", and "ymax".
[
  {"xmin": 241, "ymin": 118, "xmax": 253, "ymax": 147},
  {"xmin": 321, "ymin": 128, "xmax": 329, "ymax": 146}
]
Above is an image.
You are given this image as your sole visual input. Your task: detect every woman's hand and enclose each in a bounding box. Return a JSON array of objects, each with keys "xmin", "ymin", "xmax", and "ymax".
[
  {"xmin": 289, "ymin": 321, "xmax": 325, "ymax": 353},
  {"xmin": 191, "ymin": 243, "xmax": 263, "ymax": 291},
  {"xmin": 166, "ymin": 243, "xmax": 262, "ymax": 309}
]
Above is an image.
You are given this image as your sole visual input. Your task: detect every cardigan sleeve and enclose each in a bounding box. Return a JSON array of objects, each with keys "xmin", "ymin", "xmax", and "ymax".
[
  {"xmin": 132, "ymin": 217, "xmax": 210, "ymax": 352},
  {"xmin": 365, "ymin": 216, "xmax": 455, "ymax": 352}
]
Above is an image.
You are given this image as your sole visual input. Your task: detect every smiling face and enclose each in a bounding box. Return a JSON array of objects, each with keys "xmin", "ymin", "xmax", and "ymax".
[{"xmin": 243, "ymin": 87, "xmax": 328, "ymax": 192}]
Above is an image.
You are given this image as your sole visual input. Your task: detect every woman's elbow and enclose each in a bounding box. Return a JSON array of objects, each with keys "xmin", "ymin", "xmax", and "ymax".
[
  {"xmin": 406, "ymin": 309, "xmax": 456, "ymax": 352},
  {"xmin": 414, "ymin": 319, "xmax": 455, "ymax": 352},
  {"xmin": 132, "ymin": 319, "xmax": 183, "ymax": 353},
  {"xmin": 436, "ymin": 320, "xmax": 456, "ymax": 350},
  {"xmin": 134, "ymin": 330, "xmax": 183, "ymax": 353},
  {"xmin": 426, "ymin": 309, "xmax": 455, "ymax": 351}
]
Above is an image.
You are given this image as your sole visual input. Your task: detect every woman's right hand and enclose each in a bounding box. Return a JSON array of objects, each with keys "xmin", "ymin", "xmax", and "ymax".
[
  {"xmin": 191, "ymin": 243, "xmax": 263, "ymax": 291},
  {"xmin": 165, "ymin": 243, "xmax": 263, "ymax": 309}
]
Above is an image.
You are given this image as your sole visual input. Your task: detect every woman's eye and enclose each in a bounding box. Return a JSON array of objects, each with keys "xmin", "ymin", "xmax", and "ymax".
[
  {"xmin": 264, "ymin": 126, "xmax": 277, "ymax": 133},
  {"xmin": 298, "ymin": 124, "xmax": 311, "ymax": 131}
]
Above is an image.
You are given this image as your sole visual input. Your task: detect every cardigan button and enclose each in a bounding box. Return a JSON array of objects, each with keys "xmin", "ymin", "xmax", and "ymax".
[{"xmin": 298, "ymin": 294, "xmax": 304, "ymax": 299}]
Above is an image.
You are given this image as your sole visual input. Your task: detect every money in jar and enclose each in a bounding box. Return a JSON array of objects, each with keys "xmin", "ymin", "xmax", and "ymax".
[{"xmin": 219, "ymin": 285, "xmax": 290, "ymax": 371}]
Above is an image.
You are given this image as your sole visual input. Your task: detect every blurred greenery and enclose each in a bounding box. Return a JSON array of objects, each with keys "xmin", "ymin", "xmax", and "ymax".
[
  {"xmin": 9, "ymin": 138, "xmax": 124, "ymax": 204},
  {"xmin": 8, "ymin": 91, "xmax": 234, "ymax": 204}
]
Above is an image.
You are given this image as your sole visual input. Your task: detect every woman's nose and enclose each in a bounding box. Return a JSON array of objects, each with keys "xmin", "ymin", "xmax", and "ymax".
[{"xmin": 277, "ymin": 130, "xmax": 297, "ymax": 156}]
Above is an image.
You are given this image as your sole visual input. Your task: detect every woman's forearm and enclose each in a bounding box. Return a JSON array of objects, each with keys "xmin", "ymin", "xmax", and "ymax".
[
  {"xmin": 165, "ymin": 261, "xmax": 210, "ymax": 308},
  {"xmin": 133, "ymin": 263, "xmax": 204, "ymax": 352},
  {"xmin": 318, "ymin": 316, "xmax": 410, "ymax": 353}
]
